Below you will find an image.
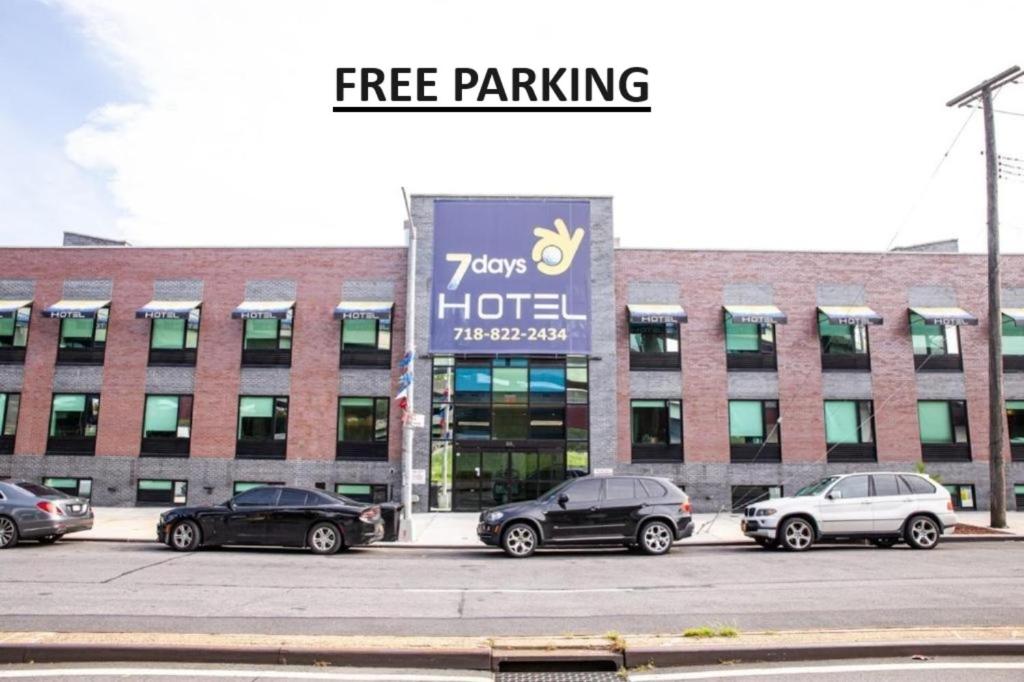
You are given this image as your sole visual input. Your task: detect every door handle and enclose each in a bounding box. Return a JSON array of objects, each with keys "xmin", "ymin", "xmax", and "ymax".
[{"xmin": 860, "ymin": 501, "xmax": 872, "ymax": 505}]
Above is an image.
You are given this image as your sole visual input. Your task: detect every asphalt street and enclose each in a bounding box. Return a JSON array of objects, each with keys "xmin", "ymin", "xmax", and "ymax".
[{"xmin": 1, "ymin": 541, "xmax": 1022, "ymax": 636}]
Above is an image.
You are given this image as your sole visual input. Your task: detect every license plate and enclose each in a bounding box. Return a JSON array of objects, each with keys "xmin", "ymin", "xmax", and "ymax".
[{"xmin": 70, "ymin": 505, "xmax": 81, "ymax": 513}]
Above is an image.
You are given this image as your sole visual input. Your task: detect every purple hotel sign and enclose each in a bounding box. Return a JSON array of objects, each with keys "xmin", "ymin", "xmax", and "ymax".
[{"xmin": 429, "ymin": 199, "xmax": 591, "ymax": 354}]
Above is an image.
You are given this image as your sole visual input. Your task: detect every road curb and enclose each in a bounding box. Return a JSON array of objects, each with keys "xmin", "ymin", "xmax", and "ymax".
[
  {"xmin": 623, "ymin": 639, "xmax": 1024, "ymax": 668},
  {"xmin": 2, "ymin": 639, "xmax": 1023, "ymax": 671},
  {"xmin": 61, "ymin": 534, "xmax": 1024, "ymax": 548},
  {"xmin": 0, "ymin": 643, "xmax": 492, "ymax": 670}
]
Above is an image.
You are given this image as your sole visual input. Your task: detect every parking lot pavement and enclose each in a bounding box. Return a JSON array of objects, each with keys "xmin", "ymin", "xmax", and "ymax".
[{"xmin": 2, "ymin": 539, "xmax": 1024, "ymax": 637}]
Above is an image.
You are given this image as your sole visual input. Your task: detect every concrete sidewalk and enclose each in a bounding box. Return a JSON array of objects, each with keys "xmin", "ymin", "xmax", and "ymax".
[{"xmin": 72, "ymin": 507, "xmax": 1024, "ymax": 545}]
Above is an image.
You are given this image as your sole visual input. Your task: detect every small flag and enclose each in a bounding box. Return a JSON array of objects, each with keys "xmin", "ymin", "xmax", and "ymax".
[
  {"xmin": 399, "ymin": 350, "xmax": 414, "ymax": 368},
  {"xmin": 399, "ymin": 372, "xmax": 413, "ymax": 388},
  {"xmin": 395, "ymin": 385, "xmax": 409, "ymax": 401}
]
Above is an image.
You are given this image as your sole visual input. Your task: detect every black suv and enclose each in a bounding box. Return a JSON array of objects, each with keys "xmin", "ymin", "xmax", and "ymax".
[{"xmin": 477, "ymin": 475, "xmax": 694, "ymax": 558}]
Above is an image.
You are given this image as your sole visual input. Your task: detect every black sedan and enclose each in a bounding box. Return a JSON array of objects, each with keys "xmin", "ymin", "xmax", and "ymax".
[
  {"xmin": 477, "ymin": 475, "xmax": 694, "ymax": 558},
  {"xmin": 157, "ymin": 485, "xmax": 385, "ymax": 555}
]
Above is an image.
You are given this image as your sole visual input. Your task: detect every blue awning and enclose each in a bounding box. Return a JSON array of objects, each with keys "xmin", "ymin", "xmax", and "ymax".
[
  {"xmin": 334, "ymin": 300, "xmax": 394, "ymax": 320},
  {"xmin": 135, "ymin": 300, "xmax": 202, "ymax": 319},
  {"xmin": 627, "ymin": 304, "xmax": 687, "ymax": 324},
  {"xmin": 232, "ymin": 300, "xmax": 294, "ymax": 320},
  {"xmin": 724, "ymin": 304, "xmax": 788, "ymax": 325},
  {"xmin": 42, "ymin": 299, "xmax": 110, "ymax": 319},
  {"xmin": 0, "ymin": 300, "xmax": 32, "ymax": 317}
]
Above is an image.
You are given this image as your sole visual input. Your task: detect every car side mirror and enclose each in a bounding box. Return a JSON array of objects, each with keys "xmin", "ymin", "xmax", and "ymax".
[
  {"xmin": 557, "ymin": 493, "xmax": 569, "ymax": 508},
  {"xmin": 226, "ymin": 500, "xmax": 236, "ymax": 510},
  {"xmin": 827, "ymin": 491, "xmax": 841, "ymax": 500}
]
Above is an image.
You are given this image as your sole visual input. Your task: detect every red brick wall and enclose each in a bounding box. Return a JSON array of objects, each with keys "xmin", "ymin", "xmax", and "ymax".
[
  {"xmin": 0, "ymin": 247, "xmax": 406, "ymax": 462},
  {"xmin": 615, "ymin": 249, "xmax": 1024, "ymax": 466}
]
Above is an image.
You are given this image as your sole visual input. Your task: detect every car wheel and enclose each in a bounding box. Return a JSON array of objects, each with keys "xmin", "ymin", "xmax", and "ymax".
[
  {"xmin": 308, "ymin": 522, "xmax": 343, "ymax": 555},
  {"xmin": 37, "ymin": 534, "xmax": 63, "ymax": 545},
  {"xmin": 501, "ymin": 523, "xmax": 538, "ymax": 558},
  {"xmin": 639, "ymin": 520, "xmax": 674, "ymax": 555},
  {"xmin": 779, "ymin": 517, "xmax": 815, "ymax": 551},
  {"xmin": 0, "ymin": 516, "xmax": 18, "ymax": 549},
  {"xmin": 905, "ymin": 515, "xmax": 940, "ymax": 550},
  {"xmin": 872, "ymin": 538, "xmax": 898, "ymax": 548},
  {"xmin": 169, "ymin": 520, "xmax": 201, "ymax": 552}
]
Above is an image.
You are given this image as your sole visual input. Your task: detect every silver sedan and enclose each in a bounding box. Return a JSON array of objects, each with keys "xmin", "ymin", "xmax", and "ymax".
[{"xmin": 0, "ymin": 480, "xmax": 94, "ymax": 548}]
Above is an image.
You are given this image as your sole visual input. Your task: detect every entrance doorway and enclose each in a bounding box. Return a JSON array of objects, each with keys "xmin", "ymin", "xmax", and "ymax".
[{"xmin": 451, "ymin": 447, "xmax": 567, "ymax": 511}]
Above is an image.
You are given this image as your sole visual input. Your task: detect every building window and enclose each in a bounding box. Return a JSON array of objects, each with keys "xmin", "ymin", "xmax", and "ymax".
[
  {"xmin": 335, "ymin": 483, "xmax": 389, "ymax": 504},
  {"xmin": 43, "ymin": 477, "xmax": 92, "ymax": 499},
  {"xmin": 0, "ymin": 305, "xmax": 31, "ymax": 363},
  {"xmin": 337, "ymin": 397, "xmax": 389, "ymax": 461},
  {"xmin": 818, "ymin": 312, "xmax": 870, "ymax": 370},
  {"xmin": 241, "ymin": 310, "xmax": 292, "ymax": 366},
  {"xmin": 731, "ymin": 485, "xmax": 782, "ymax": 513},
  {"xmin": 1008, "ymin": 401, "xmax": 1024, "ymax": 462},
  {"xmin": 629, "ymin": 322, "xmax": 680, "ymax": 370},
  {"xmin": 1016, "ymin": 484, "xmax": 1024, "ymax": 511},
  {"xmin": 47, "ymin": 393, "xmax": 100, "ymax": 455},
  {"xmin": 236, "ymin": 396, "xmax": 288, "ymax": 459},
  {"xmin": 57, "ymin": 308, "xmax": 108, "ymax": 365},
  {"xmin": 725, "ymin": 314, "xmax": 776, "ymax": 370},
  {"xmin": 137, "ymin": 479, "xmax": 187, "ymax": 506},
  {"xmin": 728, "ymin": 399, "xmax": 781, "ymax": 462},
  {"xmin": 232, "ymin": 481, "xmax": 284, "ymax": 495},
  {"xmin": 340, "ymin": 318, "xmax": 392, "ymax": 368},
  {"xmin": 943, "ymin": 483, "xmax": 976, "ymax": 511},
  {"xmin": 910, "ymin": 313, "xmax": 961, "ymax": 371},
  {"xmin": 0, "ymin": 393, "xmax": 19, "ymax": 454},
  {"xmin": 824, "ymin": 400, "xmax": 876, "ymax": 463},
  {"xmin": 148, "ymin": 310, "xmax": 200, "ymax": 365},
  {"xmin": 630, "ymin": 399, "xmax": 682, "ymax": 462},
  {"xmin": 1003, "ymin": 314, "xmax": 1024, "ymax": 372},
  {"xmin": 918, "ymin": 400, "xmax": 971, "ymax": 462},
  {"xmin": 141, "ymin": 395, "xmax": 192, "ymax": 457}
]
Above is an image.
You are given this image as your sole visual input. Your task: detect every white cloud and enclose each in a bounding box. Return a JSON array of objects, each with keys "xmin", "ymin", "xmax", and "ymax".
[{"xmin": 50, "ymin": 0, "xmax": 1024, "ymax": 251}]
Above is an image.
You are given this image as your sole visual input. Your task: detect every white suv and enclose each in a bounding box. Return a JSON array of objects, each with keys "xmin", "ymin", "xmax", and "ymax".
[{"xmin": 741, "ymin": 472, "xmax": 957, "ymax": 551}]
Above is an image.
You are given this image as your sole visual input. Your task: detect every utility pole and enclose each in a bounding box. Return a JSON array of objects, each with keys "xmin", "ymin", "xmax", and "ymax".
[
  {"xmin": 946, "ymin": 65, "xmax": 1022, "ymax": 528},
  {"xmin": 400, "ymin": 187, "xmax": 417, "ymax": 540}
]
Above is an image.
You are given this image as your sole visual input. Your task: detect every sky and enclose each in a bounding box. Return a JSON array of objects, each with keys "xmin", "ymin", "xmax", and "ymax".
[{"xmin": 1, "ymin": 0, "xmax": 1024, "ymax": 252}]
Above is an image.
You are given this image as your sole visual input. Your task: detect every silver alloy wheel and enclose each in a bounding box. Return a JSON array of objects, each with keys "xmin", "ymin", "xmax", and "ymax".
[
  {"xmin": 311, "ymin": 525, "xmax": 338, "ymax": 553},
  {"xmin": 0, "ymin": 517, "xmax": 15, "ymax": 548},
  {"xmin": 505, "ymin": 525, "xmax": 536, "ymax": 556},
  {"xmin": 171, "ymin": 522, "xmax": 195, "ymax": 549},
  {"xmin": 783, "ymin": 519, "xmax": 813, "ymax": 550},
  {"xmin": 910, "ymin": 517, "xmax": 939, "ymax": 548},
  {"xmin": 642, "ymin": 522, "xmax": 672, "ymax": 554}
]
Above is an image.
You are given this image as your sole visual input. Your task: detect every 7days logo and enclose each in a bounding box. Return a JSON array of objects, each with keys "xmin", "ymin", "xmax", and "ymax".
[{"xmin": 445, "ymin": 218, "xmax": 585, "ymax": 290}]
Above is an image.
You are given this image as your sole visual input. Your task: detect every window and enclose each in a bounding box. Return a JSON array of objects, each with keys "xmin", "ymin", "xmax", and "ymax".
[
  {"xmin": 731, "ymin": 485, "xmax": 781, "ymax": 512},
  {"xmin": 47, "ymin": 394, "xmax": 100, "ymax": 454},
  {"xmin": 830, "ymin": 474, "xmax": 869, "ymax": 499},
  {"xmin": 232, "ymin": 481, "xmax": 283, "ymax": 495},
  {"xmin": 136, "ymin": 479, "xmax": 187, "ymax": 505},
  {"xmin": 629, "ymin": 321, "xmax": 680, "ymax": 370},
  {"xmin": 1002, "ymin": 315, "xmax": 1024, "ymax": 356},
  {"xmin": 335, "ymin": 483, "xmax": 389, "ymax": 503},
  {"xmin": 729, "ymin": 400, "xmax": 781, "ymax": 463},
  {"xmin": 233, "ymin": 486, "xmax": 280, "ymax": 506},
  {"xmin": 725, "ymin": 317, "xmax": 774, "ymax": 353},
  {"xmin": 241, "ymin": 310, "xmax": 293, "ymax": 366},
  {"xmin": 151, "ymin": 310, "xmax": 200, "ymax": 350},
  {"xmin": 141, "ymin": 395, "xmax": 192, "ymax": 456},
  {"xmin": 337, "ymin": 397, "xmax": 389, "ymax": 460},
  {"xmin": 567, "ymin": 478, "xmax": 602, "ymax": 503},
  {"xmin": 605, "ymin": 478, "xmax": 637, "ymax": 500},
  {"xmin": 59, "ymin": 309, "xmax": 108, "ymax": 349},
  {"xmin": 900, "ymin": 474, "xmax": 936, "ymax": 495},
  {"xmin": 918, "ymin": 400, "xmax": 969, "ymax": 443},
  {"xmin": 910, "ymin": 313, "xmax": 962, "ymax": 371},
  {"xmin": 944, "ymin": 483, "xmax": 977, "ymax": 511},
  {"xmin": 0, "ymin": 393, "xmax": 19, "ymax": 453},
  {"xmin": 278, "ymin": 488, "xmax": 314, "ymax": 506},
  {"xmin": 42, "ymin": 477, "xmax": 92, "ymax": 499},
  {"xmin": 818, "ymin": 312, "xmax": 869, "ymax": 356},
  {"xmin": 0, "ymin": 306, "xmax": 30, "ymax": 349},
  {"xmin": 236, "ymin": 396, "xmax": 288, "ymax": 459},
  {"xmin": 824, "ymin": 401, "xmax": 874, "ymax": 443},
  {"xmin": 1016, "ymin": 484, "xmax": 1024, "ymax": 511},
  {"xmin": 340, "ymin": 318, "xmax": 391, "ymax": 367},
  {"xmin": 630, "ymin": 399, "xmax": 682, "ymax": 462},
  {"xmin": 871, "ymin": 474, "xmax": 901, "ymax": 497},
  {"xmin": 1007, "ymin": 401, "xmax": 1024, "ymax": 461}
]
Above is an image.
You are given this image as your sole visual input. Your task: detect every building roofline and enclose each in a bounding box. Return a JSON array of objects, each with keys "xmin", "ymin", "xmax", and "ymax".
[
  {"xmin": 613, "ymin": 245, "xmax": 1006, "ymax": 257},
  {"xmin": 410, "ymin": 193, "xmax": 614, "ymax": 200}
]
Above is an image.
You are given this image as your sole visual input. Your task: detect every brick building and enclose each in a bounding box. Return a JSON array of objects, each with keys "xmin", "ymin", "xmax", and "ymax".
[{"xmin": 1, "ymin": 194, "xmax": 1023, "ymax": 511}]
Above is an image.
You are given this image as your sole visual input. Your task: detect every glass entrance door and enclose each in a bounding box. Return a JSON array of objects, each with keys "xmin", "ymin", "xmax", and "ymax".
[{"xmin": 451, "ymin": 447, "xmax": 566, "ymax": 511}]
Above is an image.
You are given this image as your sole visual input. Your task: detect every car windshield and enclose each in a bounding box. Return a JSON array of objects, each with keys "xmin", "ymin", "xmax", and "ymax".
[
  {"xmin": 15, "ymin": 482, "xmax": 67, "ymax": 498},
  {"xmin": 538, "ymin": 479, "xmax": 576, "ymax": 501},
  {"xmin": 795, "ymin": 477, "xmax": 840, "ymax": 497}
]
